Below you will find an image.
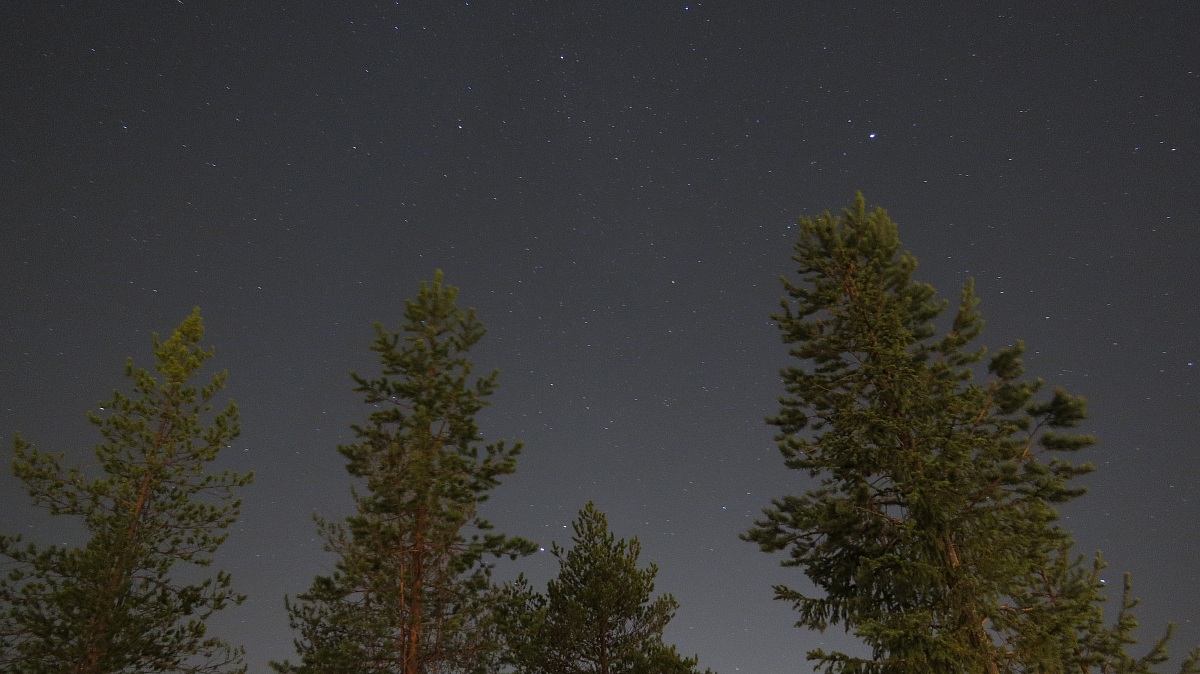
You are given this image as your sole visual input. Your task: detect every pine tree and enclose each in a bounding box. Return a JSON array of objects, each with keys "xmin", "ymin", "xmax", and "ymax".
[
  {"xmin": 498, "ymin": 502, "xmax": 713, "ymax": 674},
  {"xmin": 0, "ymin": 308, "xmax": 252, "ymax": 674},
  {"xmin": 743, "ymin": 194, "xmax": 1199, "ymax": 674},
  {"xmin": 273, "ymin": 271, "xmax": 535, "ymax": 674}
]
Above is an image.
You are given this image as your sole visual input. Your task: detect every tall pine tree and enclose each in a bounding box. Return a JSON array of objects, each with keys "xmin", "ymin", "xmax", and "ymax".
[
  {"xmin": 0, "ymin": 308, "xmax": 251, "ymax": 674},
  {"xmin": 497, "ymin": 502, "xmax": 711, "ymax": 674},
  {"xmin": 274, "ymin": 271, "xmax": 535, "ymax": 674},
  {"xmin": 743, "ymin": 194, "xmax": 1198, "ymax": 674}
]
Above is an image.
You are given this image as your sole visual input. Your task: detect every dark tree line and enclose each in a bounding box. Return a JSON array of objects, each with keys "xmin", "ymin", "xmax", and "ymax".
[
  {"xmin": 1, "ymin": 277, "xmax": 705, "ymax": 674},
  {"xmin": 3, "ymin": 197, "xmax": 1195, "ymax": 673}
]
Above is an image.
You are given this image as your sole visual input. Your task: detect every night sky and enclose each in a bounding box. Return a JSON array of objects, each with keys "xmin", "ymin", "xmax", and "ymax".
[{"xmin": 2, "ymin": 2, "xmax": 1197, "ymax": 672}]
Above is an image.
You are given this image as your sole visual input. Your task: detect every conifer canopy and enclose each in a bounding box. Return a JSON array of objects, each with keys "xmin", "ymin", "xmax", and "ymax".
[
  {"xmin": 0, "ymin": 308, "xmax": 251, "ymax": 674},
  {"xmin": 744, "ymin": 194, "xmax": 1199, "ymax": 674}
]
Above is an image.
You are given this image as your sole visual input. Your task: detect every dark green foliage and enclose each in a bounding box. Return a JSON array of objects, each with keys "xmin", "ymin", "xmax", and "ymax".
[
  {"xmin": 498, "ymin": 502, "xmax": 713, "ymax": 674},
  {"xmin": 0, "ymin": 308, "xmax": 252, "ymax": 674},
  {"xmin": 744, "ymin": 194, "xmax": 1199, "ymax": 674},
  {"xmin": 274, "ymin": 271, "xmax": 536, "ymax": 674}
]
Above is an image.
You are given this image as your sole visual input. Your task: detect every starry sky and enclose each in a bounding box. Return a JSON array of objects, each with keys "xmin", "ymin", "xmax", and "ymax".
[{"xmin": 1, "ymin": 2, "xmax": 1197, "ymax": 672}]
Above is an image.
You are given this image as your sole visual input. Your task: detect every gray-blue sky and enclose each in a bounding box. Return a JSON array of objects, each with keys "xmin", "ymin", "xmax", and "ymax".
[{"xmin": 2, "ymin": 3, "xmax": 1197, "ymax": 672}]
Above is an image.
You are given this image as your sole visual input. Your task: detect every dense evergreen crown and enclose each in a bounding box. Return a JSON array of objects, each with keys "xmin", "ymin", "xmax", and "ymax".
[
  {"xmin": 744, "ymin": 194, "xmax": 1198, "ymax": 674},
  {"xmin": 274, "ymin": 271, "xmax": 535, "ymax": 674},
  {"xmin": 0, "ymin": 308, "xmax": 252, "ymax": 674},
  {"xmin": 498, "ymin": 502, "xmax": 711, "ymax": 674}
]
